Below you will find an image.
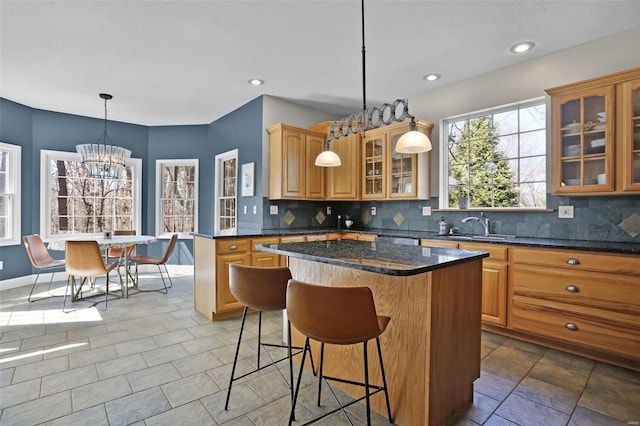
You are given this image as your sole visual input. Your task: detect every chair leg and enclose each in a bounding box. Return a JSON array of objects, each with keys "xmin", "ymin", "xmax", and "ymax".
[
  {"xmin": 225, "ymin": 306, "xmax": 249, "ymax": 410},
  {"xmin": 317, "ymin": 342, "xmax": 325, "ymax": 406},
  {"xmin": 376, "ymin": 337, "xmax": 392, "ymax": 423},
  {"xmin": 257, "ymin": 311, "xmax": 263, "ymax": 370},
  {"xmin": 163, "ymin": 264, "xmax": 173, "ymax": 288},
  {"xmin": 289, "ymin": 337, "xmax": 310, "ymax": 426},
  {"xmin": 27, "ymin": 271, "xmax": 42, "ymax": 302},
  {"xmin": 363, "ymin": 341, "xmax": 371, "ymax": 426},
  {"xmin": 62, "ymin": 275, "xmax": 72, "ymax": 312}
]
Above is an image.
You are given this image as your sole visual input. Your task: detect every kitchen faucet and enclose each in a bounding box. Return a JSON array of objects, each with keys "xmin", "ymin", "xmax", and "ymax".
[{"xmin": 461, "ymin": 213, "xmax": 490, "ymax": 236}]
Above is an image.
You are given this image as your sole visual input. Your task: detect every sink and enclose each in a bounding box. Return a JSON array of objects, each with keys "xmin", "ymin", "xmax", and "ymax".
[{"xmin": 447, "ymin": 234, "xmax": 516, "ymax": 241}]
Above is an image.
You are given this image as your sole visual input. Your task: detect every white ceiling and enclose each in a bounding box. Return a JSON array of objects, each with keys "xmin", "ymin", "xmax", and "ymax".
[{"xmin": 1, "ymin": 0, "xmax": 639, "ymax": 126}]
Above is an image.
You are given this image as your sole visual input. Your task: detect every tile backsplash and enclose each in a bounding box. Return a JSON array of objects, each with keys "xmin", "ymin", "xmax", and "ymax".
[{"xmin": 263, "ymin": 194, "xmax": 640, "ymax": 243}]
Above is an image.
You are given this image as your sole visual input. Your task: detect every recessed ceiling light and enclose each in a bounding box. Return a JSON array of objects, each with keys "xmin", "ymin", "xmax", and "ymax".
[
  {"xmin": 509, "ymin": 42, "xmax": 535, "ymax": 54},
  {"xmin": 422, "ymin": 73, "xmax": 441, "ymax": 82},
  {"xmin": 248, "ymin": 79, "xmax": 265, "ymax": 86}
]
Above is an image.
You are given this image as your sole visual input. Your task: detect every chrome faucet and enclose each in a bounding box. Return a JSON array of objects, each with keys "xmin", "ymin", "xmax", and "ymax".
[{"xmin": 461, "ymin": 213, "xmax": 490, "ymax": 236}]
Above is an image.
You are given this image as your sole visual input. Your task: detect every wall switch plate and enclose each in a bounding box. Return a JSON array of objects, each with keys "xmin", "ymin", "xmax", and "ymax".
[
  {"xmin": 270, "ymin": 205, "xmax": 278, "ymax": 215},
  {"xmin": 422, "ymin": 206, "xmax": 432, "ymax": 216},
  {"xmin": 558, "ymin": 205, "xmax": 574, "ymax": 219},
  {"xmin": 253, "ymin": 205, "xmax": 257, "ymax": 214},
  {"xmin": 0, "ymin": 260, "xmax": 3, "ymax": 270},
  {"xmin": 327, "ymin": 206, "xmax": 331, "ymax": 215},
  {"xmin": 371, "ymin": 207, "xmax": 377, "ymax": 216},
  {"xmin": 243, "ymin": 205, "xmax": 247, "ymax": 214}
]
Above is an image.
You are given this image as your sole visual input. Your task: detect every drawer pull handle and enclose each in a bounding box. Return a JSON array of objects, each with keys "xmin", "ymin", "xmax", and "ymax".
[
  {"xmin": 565, "ymin": 323, "xmax": 580, "ymax": 331},
  {"xmin": 229, "ymin": 245, "xmax": 238, "ymax": 250},
  {"xmin": 565, "ymin": 285, "xmax": 581, "ymax": 293},
  {"xmin": 566, "ymin": 258, "xmax": 581, "ymax": 265}
]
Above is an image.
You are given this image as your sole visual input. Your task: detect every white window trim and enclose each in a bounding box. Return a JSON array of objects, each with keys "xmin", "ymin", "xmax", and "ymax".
[
  {"xmin": 438, "ymin": 97, "xmax": 546, "ymax": 210},
  {"xmin": 155, "ymin": 159, "xmax": 199, "ymax": 239},
  {"xmin": 214, "ymin": 149, "xmax": 238, "ymax": 236},
  {"xmin": 0, "ymin": 142, "xmax": 22, "ymax": 246},
  {"xmin": 39, "ymin": 149, "xmax": 142, "ymax": 242}
]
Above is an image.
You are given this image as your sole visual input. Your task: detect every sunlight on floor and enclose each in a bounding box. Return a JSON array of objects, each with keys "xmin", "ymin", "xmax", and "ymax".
[
  {"xmin": 1, "ymin": 308, "xmax": 103, "ymax": 326},
  {"xmin": 0, "ymin": 342, "xmax": 89, "ymax": 364}
]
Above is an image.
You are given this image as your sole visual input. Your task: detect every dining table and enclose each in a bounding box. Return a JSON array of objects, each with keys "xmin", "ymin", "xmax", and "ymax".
[{"xmin": 48, "ymin": 234, "xmax": 157, "ymax": 299}]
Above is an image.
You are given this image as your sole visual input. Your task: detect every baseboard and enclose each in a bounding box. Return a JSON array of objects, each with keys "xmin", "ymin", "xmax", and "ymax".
[{"xmin": 0, "ymin": 265, "xmax": 194, "ymax": 292}]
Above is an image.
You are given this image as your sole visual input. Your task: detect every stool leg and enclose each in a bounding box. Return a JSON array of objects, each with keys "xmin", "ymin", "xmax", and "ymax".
[
  {"xmin": 363, "ymin": 340, "xmax": 371, "ymax": 426},
  {"xmin": 257, "ymin": 311, "xmax": 262, "ymax": 370},
  {"xmin": 225, "ymin": 306, "xmax": 248, "ymax": 410},
  {"xmin": 289, "ymin": 337, "xmax": 310, "ymax": 426},
  {"xmin": 376, "ymin": 336, "xmax": 392, "ymax": 423},
  {"xmin": 317, "ymin": 342, "xmax": 325, "ymax": 406}
]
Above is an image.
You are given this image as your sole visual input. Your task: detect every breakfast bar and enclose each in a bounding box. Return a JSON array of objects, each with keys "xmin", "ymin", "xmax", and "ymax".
[{"xmin": 258, "ymin": 239, "xmax": 489, "ymax": 426}]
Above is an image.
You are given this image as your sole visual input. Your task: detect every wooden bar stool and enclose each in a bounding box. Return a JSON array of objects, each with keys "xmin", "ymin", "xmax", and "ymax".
[
  {"xmin": 286, "ymin": 279, "xmax": 392, "ymax": 425},
  {"xmin": 224, "ymin": 264, "xmax": 314, "ymax": 412}
]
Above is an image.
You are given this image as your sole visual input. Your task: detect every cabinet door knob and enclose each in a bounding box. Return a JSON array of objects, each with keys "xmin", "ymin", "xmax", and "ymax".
[
  {"xmin": 566, "ymin": 258, "xmax": 581, "ymax": 265},
  {"xmin": 565, "ymin": 285, "xmax": 581, "ymax": 293},
  {"xmin": 565, "ymin": 322, "xmax": 580, "ymax": 331},
  {"xmin": 229, "ymin": 245, "xmax": 237, "ymax": 250}
]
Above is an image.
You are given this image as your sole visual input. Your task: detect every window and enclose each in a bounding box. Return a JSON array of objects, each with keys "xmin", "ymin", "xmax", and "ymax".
[
  {"xmin": 40, "ymin": 150, "xmax": 141, "ymax": 240},
  {"xmin": 155, "ymin": 159, "xmax": 198, "ymax": 238},
  {"xmin": 0, "ymin": 142, "xmax": 21, "ymax": 246},
  {"xmin": 214, "ymin": 149, "xmax": 237, "ymax": 235},
  {"xmin": 441, "ymin": 98, "xmax": 546, "ymax": 209}
]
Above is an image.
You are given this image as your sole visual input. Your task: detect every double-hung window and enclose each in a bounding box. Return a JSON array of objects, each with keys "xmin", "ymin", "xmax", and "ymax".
[
  {"xmin": 40, "ymin": 150, "xmax": 141, "ymax": 240},
  {"xmin": 155, "ymin": 159, "xmax": 198, "ymax": 238},
  {"xmin": 0, "ymin": 142, "xmax": 21, "ymax": 246},
  {"xmin": 440, "ymin": 98, "xmax": 547, "ymax": 209}
]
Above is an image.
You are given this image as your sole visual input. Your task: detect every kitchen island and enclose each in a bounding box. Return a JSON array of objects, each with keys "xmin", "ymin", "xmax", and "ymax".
[{"xmin": 258, "ymin": 240, "xmax": 489, "ymax": 426}]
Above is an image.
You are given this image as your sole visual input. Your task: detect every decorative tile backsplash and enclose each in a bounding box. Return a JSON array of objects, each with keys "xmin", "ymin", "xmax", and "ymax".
[{"xmin": 263, "ymin": 194, "xmax": 640, "ymax": 243}]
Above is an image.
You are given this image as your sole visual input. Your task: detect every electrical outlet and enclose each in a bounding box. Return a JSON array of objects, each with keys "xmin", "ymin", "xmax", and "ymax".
[
  {"xmin": 0, "ymin": 260, "xmax": 3, "ymax": 270},
  {"xmin": 327, "ymin": 206, "xmax": 331, "ymax": 215},
  {"xmin": 243, "ymin": 205, "xmax": 247, "ymax": 214},
  {"xmin": 422, "ymin": 206, "xmax": 432, "ymax": 216},
  {"xmin": 270, "ymin": 205, "xmax": 278, "ymax": 215},
  {"xmin": 371, "ymin": 207, "xmax": 377, "ymax": 216},
  {"xmin": 253, "ymin": 205, "xmax": 257, "ymax": 214},
  {"xmin": 558, "ymin": 205, "xmax": 574, "ymax": 219}
]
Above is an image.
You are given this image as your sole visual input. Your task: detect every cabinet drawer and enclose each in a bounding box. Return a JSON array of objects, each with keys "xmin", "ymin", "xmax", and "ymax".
[
  {"xmin": 513, "ymin": 265, "xmax": 640, "ymax": 315},
  {"xmin": 512, "ymin": 247, "xmax": 639, "ymax": 275},
  {"xmin": 459, "ymin": 242, "xmax": 508, "ymax": 261},
  {"xmin": 512, "ymin": 297, "xmax": 640, "ymax": 360},
  {"xmin": 216, "ymin": 238, "xmax": 250, "ymax": 254},
  {"xmin": 251, "ymin": 237, "xmax": 279, "ymax": 251}
]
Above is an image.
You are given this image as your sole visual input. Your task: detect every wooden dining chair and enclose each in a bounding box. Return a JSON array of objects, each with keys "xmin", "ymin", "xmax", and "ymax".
[
  {"xmin": 129, "ymin": 233, "xmax": 178, "ymax": 293},
  {"xmin": 63, "ymin": 240, "xmax": 120, "ymax": 311},
  {"xmin": 23, "ymin": 235, "xmax": 66, "ymax": 302}
]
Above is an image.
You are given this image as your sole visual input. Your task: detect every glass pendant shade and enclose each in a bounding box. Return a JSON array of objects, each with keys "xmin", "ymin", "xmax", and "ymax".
[
  {"xmin": 396, "ymin": 129, "xmax": 432, "ymax": 154},
  {"xmin": 315, "ymin": 149, "xmax": 341, "ymax": 167}
]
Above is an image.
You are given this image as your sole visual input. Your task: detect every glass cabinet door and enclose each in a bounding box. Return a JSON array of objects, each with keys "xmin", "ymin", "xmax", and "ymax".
[
  {"xmin": 556, "ymin": 86, "xmax": 614, "ymax": 193},
  {"xmin": 622, "ymin": 78, "xmax": 640, "ymax": 190},
  {"xmin": 362, "ymin": 134, "xmax": 386, "ymax": 198},
  {"xmin": 390, "ymin": 132, "xmax": 417, "ymax": 197}
]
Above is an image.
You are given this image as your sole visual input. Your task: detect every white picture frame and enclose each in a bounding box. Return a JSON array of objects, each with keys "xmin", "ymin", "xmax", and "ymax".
[{"xmin": 241, "ymin": 162, "xmax": 255, "ymax": 197}]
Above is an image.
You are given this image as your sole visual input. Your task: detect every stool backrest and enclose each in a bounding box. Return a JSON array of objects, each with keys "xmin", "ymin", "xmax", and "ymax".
[
  {"xmin": 286, "ymin": 279, "xmax": 384, "ymax": 345},
  {"xmin": 229, "ymin": 264, "xmax": 292, "ymax": 311},
  {"xmin": 65, "ymin": 240, "xmax": 108, "ymax": 277}
]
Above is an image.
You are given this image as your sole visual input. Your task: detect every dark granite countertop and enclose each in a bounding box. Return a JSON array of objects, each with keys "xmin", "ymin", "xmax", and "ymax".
[
  {"xmin": 257, "ymin": 240, "xmax": 489, "ymax": 276},
  {"xmin": 192, "ymin": 228, "xmax": 639, "ymax": 255}
]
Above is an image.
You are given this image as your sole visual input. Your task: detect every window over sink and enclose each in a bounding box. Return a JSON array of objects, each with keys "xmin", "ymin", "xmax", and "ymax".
[{"xmin": 440, "ymin": 97, "xmax": 547, "ymax": 209}]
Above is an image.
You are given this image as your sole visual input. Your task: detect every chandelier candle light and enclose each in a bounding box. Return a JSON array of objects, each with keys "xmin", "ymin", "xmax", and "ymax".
[
  {"xmin": 76, "ymin": 93, "xmax": 131, "ymax": 179},
  {"xmin": 315, "ymin": 0, "xmax": 432, "ymax": 167}
]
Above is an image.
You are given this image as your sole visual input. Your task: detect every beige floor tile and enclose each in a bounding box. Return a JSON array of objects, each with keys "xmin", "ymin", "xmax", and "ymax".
[
  {"xmin": 41, "ymin": 364, "xmax": 98, "ymax": 396},
  {"xmin": 513, "ymin": 376, "xmax": 580, "ymax": 414},
  {"xmin": 127, "ymin": 362, "xmax": 182, "ymax": 393},
  {"xmin": 0, "ymin": 390, "xmax": 72, "ymax": 425},
  {"xmin": 141, "ymin": 343, "xmax": 189, "ymax": 367},
  {"xmin": 145, "ymin": 400, "xmax": 216, "ymax": 426},
  {"xmin": 579, "ymin": 369, "xmax": 640, "ymax": 422},
  {"xmin": 113, "ymin": 336, "xmax": 158, "ymax": 357},
  {"xmin": 71, "ymin": 374, "xmax": 132, "ymax": 412},
  {"xmin": 495, "ymin": 393, "xmax": 570, "ymax": 426},
  {"xmin": 96, "ymin": 353, "xmax": 148, "ymax": 380},
  {"xmin": 161, "ymin": 371, "xmax": 221, "ymax": 407},
  {"xmin": 0, "ymin": 377, "xmax": 41, "ymax": 409},
  {"xmin": 172, "ymin": 350, "xmax": 223, "ymax": 377},
  {"xmin": 12, "ymin": 356, "xmax": 69, "ymax": 383},
  {"xmin": 569, "ymin": 405, "xmax": 627, "ymax": 426},
  {"xmin": 105, "ymin": 386, "xmax": 171, "ymax": 426},
  {"xmin": 40, "ymin": 404, "xmax": 109, "ymax": 426},
  {"xmin": 68, "ymin": 345, "xmax": 117, "ymax": 369},
  {"xmin": 527, "ymin": 358, "xmax": 590, "ymax": 394}
]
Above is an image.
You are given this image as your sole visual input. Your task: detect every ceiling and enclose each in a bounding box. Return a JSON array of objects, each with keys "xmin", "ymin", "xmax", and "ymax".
[{"xmin": 1, "ymin": 1, "xmax": 639, "ymax": 126}]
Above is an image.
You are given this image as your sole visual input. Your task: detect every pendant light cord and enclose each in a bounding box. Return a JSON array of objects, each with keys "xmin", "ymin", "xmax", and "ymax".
[{"xmin": 361, "ymin": 0, "xmax": 367, "ymax": 113}]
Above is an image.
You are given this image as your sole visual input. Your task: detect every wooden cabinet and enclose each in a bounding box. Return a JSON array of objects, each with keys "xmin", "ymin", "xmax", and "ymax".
[
  {"xmin": 420, "ymin": 239, "xmax": 508, "ymax": 326},
  {"xmin": 309, "ymin": 121, "xmax": 361, "ymax": 200},
  {"xmin": 546, "ymin": 67, "xmax": 640, "ymax": 195},
  {"xmin": 251, "ymin": 237, "xmax": 281, "ymax": 267},
  {"xmin": 267, "ymin": 123, "xmax": 325, "ymax": 200},
  {"xmin": 511, "ymin": 246, "xmax": 640, "ymax": 363},
  {"xmin": 361, "ymin": 120, "xmax": 432, "ymax": 200}
]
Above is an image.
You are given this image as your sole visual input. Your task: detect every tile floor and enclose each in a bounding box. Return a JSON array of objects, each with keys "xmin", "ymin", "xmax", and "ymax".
[{"xmin": 1, "ymin": 272, "xmax": 639, "ymax": 425}]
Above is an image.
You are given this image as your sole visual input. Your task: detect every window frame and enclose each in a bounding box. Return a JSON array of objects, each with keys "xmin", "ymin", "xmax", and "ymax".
[
  {"xmin": 214, "ymin": 149, "xmax": 238, "ymax": 236},
  {"xmin": 0, "ymin": 142, "xmax": 22, "ymax": 246},
  {"xmin": 439, "ymin": 97, "xmax": 547, "ymax": 210},
  {"xmin": 39, "ymin": 149, "xmax": 142, "ymax": 242},
  {"xmin": 155, "ymin": 158, "xmax": 199, "ymax": 239}
]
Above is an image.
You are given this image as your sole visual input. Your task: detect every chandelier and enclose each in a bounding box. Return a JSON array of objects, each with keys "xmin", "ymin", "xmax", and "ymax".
[
  {"xmin": 315, "ymin": 0, "xmax": 432, "ymax": 167},
  {"xmin": 76, "ymin": 93, "xmax": 131, "ymax": 179}
]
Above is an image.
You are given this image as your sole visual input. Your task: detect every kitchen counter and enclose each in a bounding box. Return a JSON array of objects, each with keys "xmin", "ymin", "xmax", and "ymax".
[
  {"xmin": 257, "ymin": 239, "xmax": 488, "ymax": 276},
  {"xmin": 192, "ymin": 228, "xmax": 639, "ymax": 254}
]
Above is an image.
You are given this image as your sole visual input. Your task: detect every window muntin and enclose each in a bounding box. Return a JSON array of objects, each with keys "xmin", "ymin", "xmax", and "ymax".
[
  {"xmin": 441, "ymin": 98, "xmax": 546, "ymax": 209},
  {"xmin": 156, "ymin": 159, "xmax": 198, "ymax": 238},
  {"xmin": 0, "ymin": 142, "xmax": 21, "ymax": 246},
  {"xmin": 40, "ymin": 150, "xmax": 141, "ymax": 240},
  {"xmin": 215, "ymin": 149, "xmax": 237, "ymax": 235}
]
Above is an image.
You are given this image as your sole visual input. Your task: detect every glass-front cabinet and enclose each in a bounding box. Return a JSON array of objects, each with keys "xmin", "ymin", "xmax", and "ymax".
[
  {"xmin": 390, "ymin": 132, "xmax": 417, "ymax": 198},
  {"xmin": 546, "ymin": 67, "xmax": 640, "ymax": 195},
  {"xmin": 362, "ymin": 133, "xmax": 386, "ymax": 199}
]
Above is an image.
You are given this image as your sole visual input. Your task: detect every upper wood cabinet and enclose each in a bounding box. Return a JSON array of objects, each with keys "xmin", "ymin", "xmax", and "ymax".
[
  {"xmin": 267, "ymin": 123, "xmax": 325, "ymax": 200},
  {"xmin": 546, "ymin": 67, "xmax": 640, "ymax": 195},
  {"xmin": 309, "ymin": 121, "xmax": 362, "ymax": 200},
  {"xmin": 361, "ymin": 120, "xmax": 433, "ymax": 200}
]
